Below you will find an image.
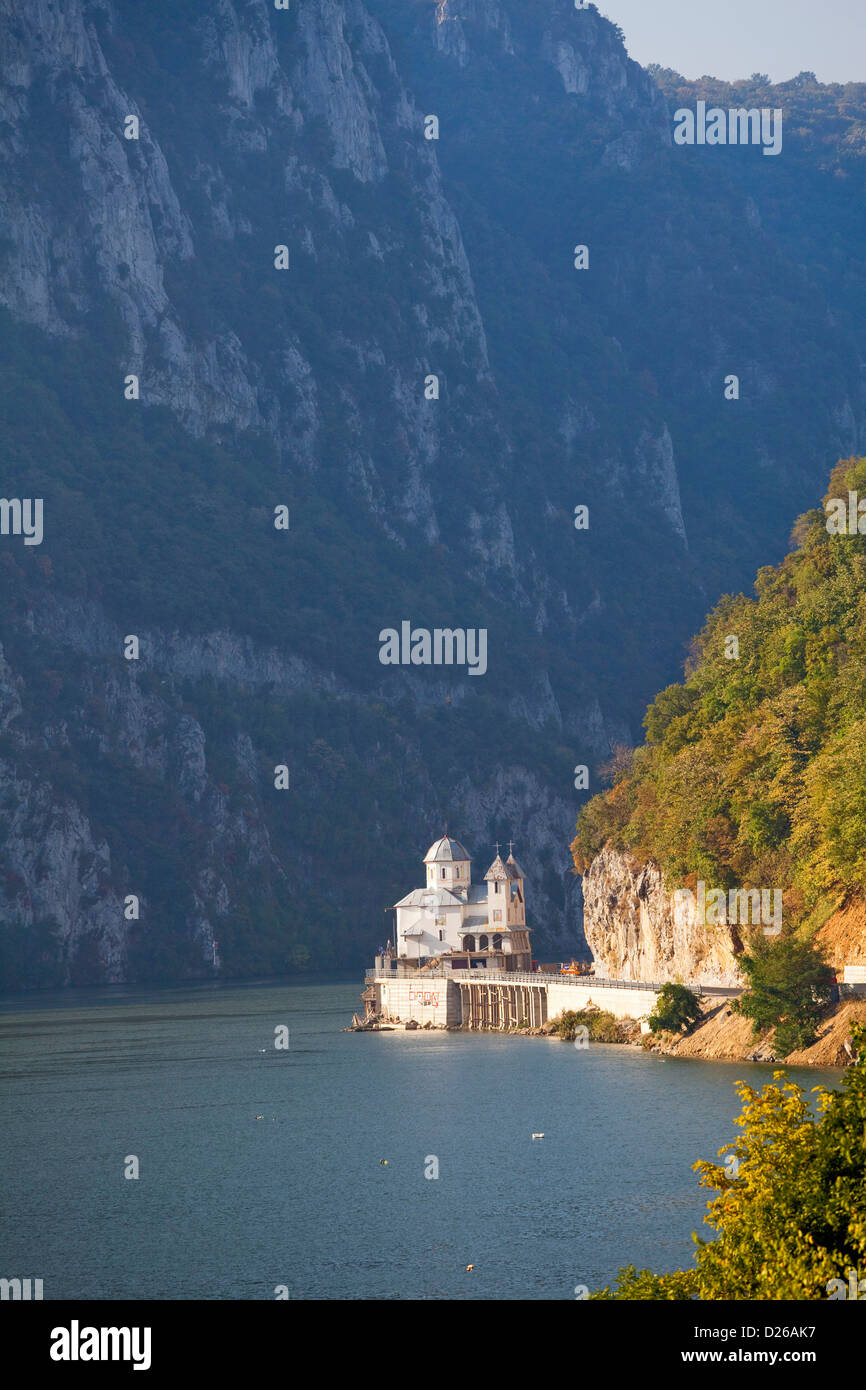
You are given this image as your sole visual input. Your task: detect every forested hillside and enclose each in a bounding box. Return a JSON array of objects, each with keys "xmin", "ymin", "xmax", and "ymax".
[{"xmin": 573, "ymin": 456, "xmax": 866, "ymax": 937}]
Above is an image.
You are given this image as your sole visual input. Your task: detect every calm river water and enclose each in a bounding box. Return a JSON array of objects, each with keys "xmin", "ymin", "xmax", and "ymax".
[{"xmin": 0, "ymin": 977, "xmax": 841, "ymax": 1300}]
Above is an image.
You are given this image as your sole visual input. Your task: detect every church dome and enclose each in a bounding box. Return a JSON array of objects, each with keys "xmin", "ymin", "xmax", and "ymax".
[{"xmin": 423, "ymin": 835, "xmax": 472, "ymax": 863}]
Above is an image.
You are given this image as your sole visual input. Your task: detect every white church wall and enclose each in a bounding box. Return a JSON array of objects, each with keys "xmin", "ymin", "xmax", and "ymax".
[{"xmin": 426, "ymin": 860, "xmax": 469, "ymax": 890}]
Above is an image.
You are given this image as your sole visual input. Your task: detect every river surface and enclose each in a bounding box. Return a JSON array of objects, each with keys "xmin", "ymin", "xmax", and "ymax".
[{"xmin": 0, "ymin": 977, "xmax": 842, "ymax": 1301}]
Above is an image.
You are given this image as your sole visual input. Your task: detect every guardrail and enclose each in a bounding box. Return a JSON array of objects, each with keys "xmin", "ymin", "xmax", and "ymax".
[
  {"xmin": 450, "ymin": 971, "xmax": 671, "ymax": 991},
  {"xmin": 365, "ymin": 967, "xmax": 683, "ymax": 993}
]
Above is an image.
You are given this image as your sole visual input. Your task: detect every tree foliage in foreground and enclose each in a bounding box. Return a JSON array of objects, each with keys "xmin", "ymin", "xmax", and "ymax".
[{"xmin": 592, "ymin": 1027, "xmax": 866, "ymax": 1299}]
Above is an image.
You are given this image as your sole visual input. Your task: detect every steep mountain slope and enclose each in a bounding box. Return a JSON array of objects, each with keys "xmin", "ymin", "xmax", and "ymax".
[
  {"xmin": 2, "ymin": 0, "xmax": 866, "ymax": 985},
  {"xmin": 369, "ymin": 1, "xmax": 866, "ymax": 590},
  {"xmin": 0, "ymin": 0, "xmax": 602, "ymax": 983},
  {"xmin": 573, "ymin": 456, "xmax": 866, "ymax": 977}
]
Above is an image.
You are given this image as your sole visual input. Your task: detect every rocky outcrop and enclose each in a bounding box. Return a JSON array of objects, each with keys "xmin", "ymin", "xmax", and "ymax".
[
  {"xmin": 634, "ymin": 426, "xmax": 688, "ymax": 546},
  {"xmin": 0, "ymin": 633, "xmax": 286, "ymax": 982},
  {"xmin": 645, "ymin": 998, "xmax": 866, "ymax": 1068},
  {"xmin": 430, "ymin": 0, "xmax": 669, "ymax": 136},
  {"xmin": 0, "ymin": 585, "xmax": 588, "ymax": 982},
  {"xmin": 0, "ymin": 0, "xmax": 491, "ymax": 469},
  {"xmin": 582, "ymin": 846, "xmax": 743, "ymax": 986},
  {"xmin": 816, "ymin": 901, "xmax": 866, "ymax": 974}
]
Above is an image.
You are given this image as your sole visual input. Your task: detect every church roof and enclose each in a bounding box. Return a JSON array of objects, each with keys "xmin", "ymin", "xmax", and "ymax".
[
  {"xmin": 466, "ymin": 884, "xmax": 487, "ymax": 905},
  {"xmin": 393, "ymin": 887, "xmax": 463, "ymax": 909},
  {"xmin": 424, "ymin": 835, "xmax": 471, "ymax": 863},
  {"xmin": 506, "ymin": 853, "xmax": 526, "ymax": 879},
  {"xmin": 484, "ymin": 854, "xmax": 509, "ymax": 881}
]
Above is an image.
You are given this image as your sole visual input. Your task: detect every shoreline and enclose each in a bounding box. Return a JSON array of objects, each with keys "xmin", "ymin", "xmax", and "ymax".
[
  {"xmin": 644, "ymin": 996, "xmax": 866, "ymax": 1069},
  {"xmin": 352, "ymin": 997, "xmax": 866, "ymax": 1069}
]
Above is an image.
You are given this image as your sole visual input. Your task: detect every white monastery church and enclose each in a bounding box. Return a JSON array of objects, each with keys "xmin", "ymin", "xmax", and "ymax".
[{"xmin": 390, "ymin": 835, "xmax": 533, "ymax": 972}]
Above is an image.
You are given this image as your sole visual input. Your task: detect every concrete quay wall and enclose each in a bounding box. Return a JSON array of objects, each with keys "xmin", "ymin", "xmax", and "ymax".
[
  {"xmin": 546, "ymin": 981, "xmax": 660, "ymax": 1022},
  {"xmin": 371, "ymin": 972, "xmax": 663, "ymax": 1027},
  {"xmin": 375, "ymin": 976, "xmax": 460, "ymax": 1026}
]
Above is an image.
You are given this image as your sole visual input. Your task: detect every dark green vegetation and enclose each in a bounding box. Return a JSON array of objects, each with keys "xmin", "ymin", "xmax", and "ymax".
[
  {"xmin": 648, "ymin": 983, "xmax": 702, "ymax": 1036},
  {"xmin": 651, "ymin": 66, "xmax": 866, "ymax": 181},
  {"xmin": 593, "ymin": 1027, "xmax": 866, "ymax": 1299},
  {"xmin": 734, "ymin": 936, "xmax": 836, "ymax": 1055}
]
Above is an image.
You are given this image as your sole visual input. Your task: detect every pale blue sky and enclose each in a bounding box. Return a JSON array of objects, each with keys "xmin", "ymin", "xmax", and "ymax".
[{"xmin": 598, "ymin": 0, "xmax": 866, "ymax": 84}]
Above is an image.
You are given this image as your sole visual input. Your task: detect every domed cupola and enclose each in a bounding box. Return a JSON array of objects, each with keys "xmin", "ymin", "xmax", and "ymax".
[{"xmin": 423, "ymin": 835, "xmax": 472, "ymax": 889}]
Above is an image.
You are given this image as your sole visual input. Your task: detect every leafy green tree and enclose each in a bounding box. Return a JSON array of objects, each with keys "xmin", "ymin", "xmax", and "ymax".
[
  {"xmin": 735, "ymin": 935, "xmax": 835, "ymax": 1054},
  {"xmin": 593, "ymin": 1027, "xmax": 866, "ymax": 1299},
  {"xmin": 649, "ymin": 983, "xmax": 702, "ymax": 1035}
]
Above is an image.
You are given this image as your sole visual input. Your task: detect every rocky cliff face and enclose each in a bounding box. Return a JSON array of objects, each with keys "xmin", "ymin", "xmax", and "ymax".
[
  {"xmin": 0, "ymin": 0, "xmax": 490, "ymax": 460},
  {"xmin": 371, "ymin": 0, "xmax": 866, "ymax": 592},
  {"xmin": 0, "ymin": 0, "xmax": 664, "ymax": 986},
  {"xmin": 3, "ymin": 0, "xmax": 866, "ymax": 986},
  {"xmin": 0, "ymin": 585, "xmax": 581, "ymax": 981},
  {"xmin": 582, "ymin": 847, "xmax": 743, "ymax": 987},
  {"xmin": 432, "ymin": 0, "xmax": 669, "ymax": 131}
]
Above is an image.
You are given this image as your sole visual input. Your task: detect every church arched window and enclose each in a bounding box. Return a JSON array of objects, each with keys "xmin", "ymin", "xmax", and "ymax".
[{"xmin": 463, "ymin": 935, "xmax": 475, "ymax": 953}]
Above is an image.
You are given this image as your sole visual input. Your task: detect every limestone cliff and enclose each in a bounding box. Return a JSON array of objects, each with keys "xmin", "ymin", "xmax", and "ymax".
[
  {"xmin": 0, "ymin": 0, "xmax": 680, "ymax": 986},
  {"xmin": 582, "ymin": 846, "xmax": 743, "ymax": 987}
]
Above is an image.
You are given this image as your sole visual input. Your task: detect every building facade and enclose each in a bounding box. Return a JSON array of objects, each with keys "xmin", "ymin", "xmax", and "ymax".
[{"xmin": 390, "ymin": 836, "xmax": 532, "ymax": 972}]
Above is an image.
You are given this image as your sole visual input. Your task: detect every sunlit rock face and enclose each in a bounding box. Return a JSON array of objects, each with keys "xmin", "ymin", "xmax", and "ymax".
[{"xmin": 583, "ymin": 847, "xmax": 744, "ymax": 987}]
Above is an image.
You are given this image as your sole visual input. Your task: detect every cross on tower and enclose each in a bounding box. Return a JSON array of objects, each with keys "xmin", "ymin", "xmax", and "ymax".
[
  {"xmin": 508, "ymin": 840, "xmax": 515, "ymax": 856},
  {"xmin": 494, "ymin": 841, "xmax": 501, "ymax": 857}
]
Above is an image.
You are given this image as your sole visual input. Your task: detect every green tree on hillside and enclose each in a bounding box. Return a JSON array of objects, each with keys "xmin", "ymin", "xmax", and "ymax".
[
  {"xmin": 734, "ymin": 935, "xmax": 835, "ymax": 1055},
  {"xmin": 648, "ymin": 982, "xmax": 702, "ymax": 1036}
]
